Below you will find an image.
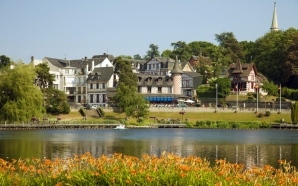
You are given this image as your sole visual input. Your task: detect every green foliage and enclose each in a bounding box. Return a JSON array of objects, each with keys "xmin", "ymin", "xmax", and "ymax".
[
  {"xmin": 0, "ymin": 55, "xmax": 11, "ymax": 69},
  {"xmin": 215, "ymin": 32, "xmax": 245, "ymax": 64},
  {"xmin": 265, "ymin": 111, "xmax": 271, "ymax": 116},
  {"xmin": 214, "ymin": 78, "xmax": 231, "ymax": 98},
  {"xmin": 262, "ymin": 81, "xmax": 279, "ymax": 96},
  {"xmin": 196, "ymin": 85, "xmax": 215, "ymax": 98},
  {"xmin": 282, "ymin": 87, "xmax": 298, "ymax": 101},
  {"xmin": 113, "ymin": 57, "xmax": 149, "ymax": 120},
  {"xmin": 254, "ymin": 28, "xmax": 298, "ymax": 88},
  {"xmin": 194, "ymin": 120, "xmax": 262, "ymax": 129},
  {"xmin": 133, "ymin": 54, "xmax": 142, "ymax": 60},
  {"xmin": 145, "ymin": 44, "xmax": 160, "ymax": 59},
  {"xmin": 79, "ymin": 108, "xmax": 86, "ymax": 117},
  {"xmin": 197, "ymin": 78, "xmax": 230, "ymax": 99},
  {"xmin": 0, "ymin": 63, "xmax": 45, "ymax": 122},
  {"xmin": 291, "ymin": 102, "xmax": 298, "ymax": 124},
  {"xmin": 44, "ymin": 88, "xmax": 70, "ymax": 114},
  {"xmin": 170, "ymin": 41, "xmax": 192, "ymax": 62},
  {"xmin": 161, "ymin": 49, "xmax": 172, "ymax": 58},
  {"xmin": 34, "ymin": 63, "xmax": 55, "ymax": 89},
  {"xmin": 97, "ymin": 107, "xmax": 105, "ymax": 117}
]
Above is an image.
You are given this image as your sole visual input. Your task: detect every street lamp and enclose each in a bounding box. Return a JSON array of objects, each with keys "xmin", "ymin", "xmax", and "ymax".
[
  {"xmin": 278, "ymin": 84, "xmax": 281, "ymax": 114},
  {"xmin": 236, "ymin": 83, "xmax": 239, "ymax": 112},
  {"xmin": 215, "ymin": 83, "xmax": 218, "ymax": 113},
  {"xmin": 179, "ymin": 109, "xmax": 186, "ymax": 123},
  {"xmin": 255, "ymin": 84, "xmax": 259, "ymax": 113}
]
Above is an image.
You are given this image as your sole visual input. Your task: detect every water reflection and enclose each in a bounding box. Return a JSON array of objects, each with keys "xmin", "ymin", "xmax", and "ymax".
[{"xmin": 0, "ymin": 129, "xmax": 298, "ymax": 168}]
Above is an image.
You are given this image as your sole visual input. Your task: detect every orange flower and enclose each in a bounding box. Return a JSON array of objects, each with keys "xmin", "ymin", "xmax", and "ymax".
[{"xmin": 125, "ymin": 179, "xmax": 132, "ymax": 184}]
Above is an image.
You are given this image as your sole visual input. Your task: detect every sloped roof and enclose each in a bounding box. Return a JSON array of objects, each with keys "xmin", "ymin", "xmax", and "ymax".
[
  {"xmin": 44, "ymin": 57, "xmax": 69, "ymax": 68},
  {"xmin": 44, "ymin": 57, "xmax": 108, "ymax": 69},
  {"xmin": 183, "ymin": 71, "xmax": 201, "ymax": 77},
  {"xmin": 171, "ymin": 56, "xmax": 183, "ymax": 74},
  {"xmin": 87, "ymin": 67, "xmax": 114, "ymax": 82},
  {"xmin": 149, "ymin": 57, "xmax": 175, "ymax": 63},
  {"xmin": 92, "ymin": 54, "xmax": 115, "ymax": 61},
  {"xmin": 137, "ymin": 74, "xmax": 173, "ymax": 87},
  {"xmin": 228, "ymin": 62, "xmax": 256, "ymax": 77},
  {"xmin": 123, "ymin": 58, "xmax": 147, "ymax": 65}
]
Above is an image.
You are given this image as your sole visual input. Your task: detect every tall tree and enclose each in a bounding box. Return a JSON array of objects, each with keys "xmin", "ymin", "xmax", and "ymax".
[
  {"xmin": 188, "ymin": 41, "xmax": 216, "ymax": 57},
  {"xmin": 145, "ymin": 44, "xmax": 160, "ymax": 59},
  {"xmin": 133, "ymin": 54, "xmax": 142, "ymax": 60},
  {"xmin": 0, "ymin": 63, "xmax": 45, "ymax": 122},
  {"xmin": 113, "ymin": 57, "xmax": 149, "ymax": 121},
  {"xmin": 34, "ymin": 63, "xmax": 55, "ymax": 90},
  {"xmin": 170, "ymin": 41, "xmax": 192, "ymax": 62},
  {"xmin": 282, "ymin": 34, "xmax": 298, "ymax": 88},
  {"xmin": 215, "ymin": 32, "xmax": 244, "ymax": 63},
  {"xmin": 239, "ymin": 41, "xmax": 256, "ymax": 63},
  {"xmin": 161, "ymin": 49, "xmax": 172, "ymax": 58},
  {"xmin": 253, "ymin": 28, "xmax": 298, "ymax": 86},
  {"xmin": 44, "ymin": 88, "xmax": 70, "ymax": 114},
  {"xmin": 0, "ymin": 55, "xmax": 11, "ymax": 69}
]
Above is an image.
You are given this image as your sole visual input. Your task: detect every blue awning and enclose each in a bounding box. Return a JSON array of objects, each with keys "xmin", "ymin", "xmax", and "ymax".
[{"xmin": 167, "ymin": 97, "xmax": 173, "ymax": 102}]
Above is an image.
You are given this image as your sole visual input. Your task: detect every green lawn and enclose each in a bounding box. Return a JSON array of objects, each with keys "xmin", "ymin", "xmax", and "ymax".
[{"xmin": 60, "ymin": 109, "xmax": 291, "ymax": 125}]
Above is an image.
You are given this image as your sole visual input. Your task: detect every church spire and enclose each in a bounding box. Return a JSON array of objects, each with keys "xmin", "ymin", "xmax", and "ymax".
[{"xmin": 270, "ymin": 2, "xmax": 279, "ymax": 31}]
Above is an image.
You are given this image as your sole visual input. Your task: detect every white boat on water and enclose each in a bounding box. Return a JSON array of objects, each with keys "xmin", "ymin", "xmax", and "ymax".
[{"xmin": 114, "ymin": 124, "xmax": 126, "ymax": 130}]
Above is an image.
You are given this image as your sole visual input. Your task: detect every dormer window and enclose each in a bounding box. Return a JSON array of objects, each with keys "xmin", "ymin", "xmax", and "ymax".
[
  {"xmin": 146, "ymin": 77, "xmax": 152, "ymax": 82},
  {"xmin": 138, "ymin": 77, "xmax": 142, "ymax": 82}
]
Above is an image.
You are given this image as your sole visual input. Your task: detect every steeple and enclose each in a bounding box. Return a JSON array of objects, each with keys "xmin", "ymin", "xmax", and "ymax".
[
  {"xmin": 171, "ymin": 56, "xmax": 183, "ymax": 74},
  {"xmin": 270, "ymin": 2, "xmax": 279, "ymax": 31}
]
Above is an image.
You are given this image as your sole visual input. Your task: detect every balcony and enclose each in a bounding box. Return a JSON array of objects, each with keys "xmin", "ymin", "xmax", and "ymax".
[{"xmin": 66, "ymin": 91, "xmax": 76, "ymax": 95}]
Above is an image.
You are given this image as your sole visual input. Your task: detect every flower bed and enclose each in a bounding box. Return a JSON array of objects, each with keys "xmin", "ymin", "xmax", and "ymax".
[{"xmin": 0, "ymin": 152, "xmax": 297, "ymax": 185}]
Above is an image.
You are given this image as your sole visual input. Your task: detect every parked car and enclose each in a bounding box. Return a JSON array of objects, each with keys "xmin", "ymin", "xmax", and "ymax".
[
  {"xmin": 91, "ymin": 105, "xmax": 98, "ymax": 110},
  {"xmin": 177, "ymin": 103, "xmax": 188, "ymax": 107}
]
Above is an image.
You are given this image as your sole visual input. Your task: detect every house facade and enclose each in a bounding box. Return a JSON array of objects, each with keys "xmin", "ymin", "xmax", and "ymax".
[
  {"xmin": 137, "ymin": 56, "xmax": 203, "ymax": 102},
  {"xmin": 227, "ymin": 61, "xmax": 267, "ymax": 95},
  {"xmin": 41, "ymin": 54, "xmax": 118, "ymax": 107},
  {"xmin": 32, "ymin": 54, "xmax": 202, "ymax": 107}
]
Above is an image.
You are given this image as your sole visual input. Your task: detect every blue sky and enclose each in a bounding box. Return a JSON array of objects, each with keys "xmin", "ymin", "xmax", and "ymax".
[{"xmin": 1, "ymin": 0, "xmax": 297, "ymax": 62}]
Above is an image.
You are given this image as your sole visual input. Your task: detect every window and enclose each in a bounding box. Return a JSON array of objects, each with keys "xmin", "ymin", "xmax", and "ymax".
[
  {"xmin": 65, "ymin": 70, "xmax": 69, "ymax": 75},
  {"xmin": 147, "ymin": 87, "xmax": 151, "ymax": 93},
  {"xmin": 168, "ymin": 87, "xmax": 172, "ymax": 93},
  {"xmin": 148, "ymin": 64, "xmax": 151, "ymax": 69},
  {"xmin": 90, "ymin": 84, "xmax": 93, "ymax": 89},
  {"xmin": 158, "ymin": 87, "xmax": 162, "ymax": 93},
  {"xmin": 152, "ymin": 64, "xmax": 155, "ymax": 68},
  {"xmin": 96, "ymin": 83, "xmax": 99, "ymax": 89}
]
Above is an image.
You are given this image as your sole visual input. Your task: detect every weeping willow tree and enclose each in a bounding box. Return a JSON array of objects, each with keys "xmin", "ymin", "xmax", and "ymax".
[{"xmin": 0, "ymin": 63, "xmax": 45, "ymax": 122}]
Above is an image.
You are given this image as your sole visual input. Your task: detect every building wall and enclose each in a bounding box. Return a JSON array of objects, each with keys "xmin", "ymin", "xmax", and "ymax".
[{"xmin": 172, "ymin": 74, "xmax": 182, "ymax": 94}]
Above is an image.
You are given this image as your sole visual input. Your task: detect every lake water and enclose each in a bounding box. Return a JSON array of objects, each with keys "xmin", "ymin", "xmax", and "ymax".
[{"xmin": 0, "ymin": 128, "xmax": 298, "ymax": 168}]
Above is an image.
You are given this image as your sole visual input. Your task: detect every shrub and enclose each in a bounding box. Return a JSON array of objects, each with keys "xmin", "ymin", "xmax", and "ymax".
[
  {"xmin": 265, "ymin": 111, "xmax": 271, "ymax": 116},
  {"xmin": 247, "ymin": 96, "xmax": 255, "ymax": 100},
  {"xmin": 79, "ymin": 108, "xmax": 86, "ymax": 117},
  {"xmin": 216, "ymin": 121, "xmax": 230, "ymax": 129},
  {"xmin": 257, "ymin": 113, "xmax": 264, "ymax": 118},
  {"xmin": 97, "ymin": 107, "xmax": 105, "ymax": 117}
]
